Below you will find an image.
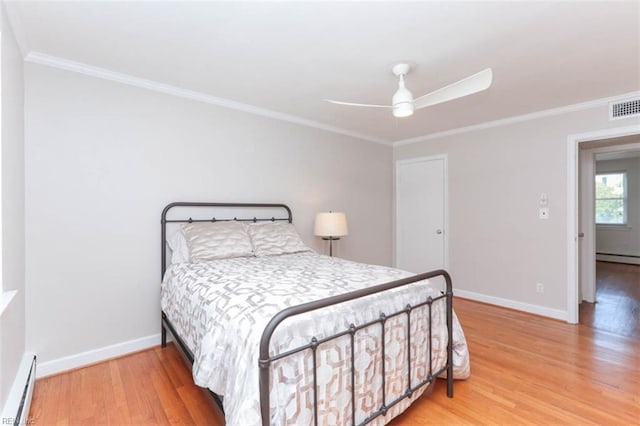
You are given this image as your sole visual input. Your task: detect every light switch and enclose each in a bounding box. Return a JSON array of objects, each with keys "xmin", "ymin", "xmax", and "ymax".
[
  {"xmin": 539, "ymin": 207, "xmax": 549, "ymax": 219},
  {"xmin": 540, "ymin": 193, "xmax": 548, "ymax": 207}
]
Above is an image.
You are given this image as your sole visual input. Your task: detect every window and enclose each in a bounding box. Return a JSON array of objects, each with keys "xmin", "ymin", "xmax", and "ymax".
[{"xmin": 595, "ymin": 172, "xmax": 627, "ymax": 225}]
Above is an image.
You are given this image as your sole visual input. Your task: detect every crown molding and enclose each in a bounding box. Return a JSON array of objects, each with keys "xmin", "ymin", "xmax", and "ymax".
[
  {"xmin": 24, "ymin": 51, "xmax": 391, "ymax": 146},
  {"xmin": 393, "ymin": 91, "xmax": 640, "ymax": 147},
  {"xmin": 3, "ymin": 1, "xmax": 30, "ymax": 57}
]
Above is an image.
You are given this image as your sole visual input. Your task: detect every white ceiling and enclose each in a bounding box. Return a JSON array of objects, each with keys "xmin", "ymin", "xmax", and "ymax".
[{"xmin": 8, "ymin": 1, "xmax": 640, "ymax": 144}]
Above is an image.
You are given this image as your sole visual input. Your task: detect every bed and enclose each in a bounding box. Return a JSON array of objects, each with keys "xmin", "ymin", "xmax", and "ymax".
[{"xmin": 160, "ymin": 202, "xmax": 469, "ymax": 426}]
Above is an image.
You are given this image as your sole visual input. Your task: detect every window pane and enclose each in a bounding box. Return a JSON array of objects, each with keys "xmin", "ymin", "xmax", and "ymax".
[
  {"xmin": 595, "ymin": 173, "xmax": 624, "ymax": 198},
  {"xmin": 595, "ymin": 199, "xmax": 625, "ymax": 224}
]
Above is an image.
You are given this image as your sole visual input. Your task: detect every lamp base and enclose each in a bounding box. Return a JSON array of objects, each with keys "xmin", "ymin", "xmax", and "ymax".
[{"xmin": 321, "ymin": 237, "xmax": 340, "ymax": 257}]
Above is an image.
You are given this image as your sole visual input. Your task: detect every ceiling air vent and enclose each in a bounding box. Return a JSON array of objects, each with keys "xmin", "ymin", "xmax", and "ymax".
[{"xmin": 609, "ymin": 97, "xmax": 640, "ymax": 120}]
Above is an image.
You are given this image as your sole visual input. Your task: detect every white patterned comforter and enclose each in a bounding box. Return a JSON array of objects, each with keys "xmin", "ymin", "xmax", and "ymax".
[{"xmin": 161, "ymin": 252, "xmax": 469, "ymax": 426}]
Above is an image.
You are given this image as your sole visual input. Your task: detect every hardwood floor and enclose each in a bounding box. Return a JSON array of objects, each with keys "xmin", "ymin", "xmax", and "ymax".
[
  {"xmin": 30, "ymin": 298, "xmax": 639, "ymax": 425},
  {"xmin": 580, "ymin": 261, "xmax": 640, "ymax": 339},
  {"xmin": 30, "ymin": 343, "xmax": 224, "ymax": 425}
]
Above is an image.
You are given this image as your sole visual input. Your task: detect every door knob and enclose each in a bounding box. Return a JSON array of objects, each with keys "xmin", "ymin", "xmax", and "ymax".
[
  {"xmin": 436, "ymin": 229, "xmax": 443, "ymax": 235},
  {"xmin": 578, "ymin": 232, "xmax": 585, "ymax": 237}
]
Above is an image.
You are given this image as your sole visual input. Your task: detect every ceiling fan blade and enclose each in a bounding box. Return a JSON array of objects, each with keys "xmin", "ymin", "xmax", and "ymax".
[
  {"xmin": 324, "ymin": 99, "xmax": 392, "ymax": 108},
  {"xmin": 413, "ymin": 68, "xmax": 493, "ymax": 110}
]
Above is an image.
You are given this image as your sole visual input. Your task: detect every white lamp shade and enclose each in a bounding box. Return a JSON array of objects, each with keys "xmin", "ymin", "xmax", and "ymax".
[{"xmin": 314, "ymin": 212, "xmax": 348, "ymax": 237}]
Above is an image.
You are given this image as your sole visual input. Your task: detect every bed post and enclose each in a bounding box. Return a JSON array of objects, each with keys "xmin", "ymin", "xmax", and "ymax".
[
  {"xmin": 161, "ymin": 204, "xmax": 170, "ymax": 347},
  {"xmin": 161, "ymin": 203, "xmax": 172, "ymax": 280},
  {"xmin": 446, "ymin": 271, "xmax": 454, "ymax": 397},
  {"xmin": 161, "ymin": 314, "xmax": 167, "ymax": 348}
]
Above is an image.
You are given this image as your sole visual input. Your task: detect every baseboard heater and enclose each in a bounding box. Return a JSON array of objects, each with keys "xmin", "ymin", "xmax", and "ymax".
[
  {"xmin": 1, "ymin": 354, "xmax": 36, "ymax": 426},
  {"xmin": 596, "ymin": 252, "xmax": 640, "ymax": 265},
  {"xmin": 15, "ymin": 355, "xmax": 36, "ymax": 426}
]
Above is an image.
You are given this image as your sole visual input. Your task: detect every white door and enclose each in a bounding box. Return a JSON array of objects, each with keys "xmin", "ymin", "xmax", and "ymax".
[
  {"xmin": 578, "ymin": 149, "xmax": 596, "ymax": 303},
  {"xmin": 395, "ymin": 156, "xmax": 447, "ymax": 274}
]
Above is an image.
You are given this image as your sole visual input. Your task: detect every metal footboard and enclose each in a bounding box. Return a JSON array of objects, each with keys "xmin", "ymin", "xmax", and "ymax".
[{"xmin": 258, "ymin": 269, "xmax": 454, "ymax": 426}]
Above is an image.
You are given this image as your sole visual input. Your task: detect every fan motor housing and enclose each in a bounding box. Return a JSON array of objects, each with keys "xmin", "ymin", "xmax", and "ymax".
[{"xmin": 392, "ymin": 63, "xmax": 411, "ymax": 77}]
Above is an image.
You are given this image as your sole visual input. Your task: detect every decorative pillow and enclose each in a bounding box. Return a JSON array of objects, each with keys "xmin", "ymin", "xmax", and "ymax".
[
  {"xmin": 247, "ymin": 222, "xmax": 310, "ymax": 257},
  {"xmin": 182, "ymin": 221, "xmax": 254, "ymax": 261},
  {"xmin": 167, "ymin": 229, "xmax": 191, "ymax": 264}
]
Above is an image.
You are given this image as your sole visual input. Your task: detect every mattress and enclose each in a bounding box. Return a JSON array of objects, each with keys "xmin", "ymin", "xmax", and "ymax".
[{"xmin": 161, "ymin": 252, "xmax": 469, "ymax": 425}]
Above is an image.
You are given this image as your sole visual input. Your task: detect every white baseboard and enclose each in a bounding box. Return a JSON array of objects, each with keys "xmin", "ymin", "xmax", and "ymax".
[
  {"xmin": 454, "ymin": 289, "xmax": 568, "ymax": 321},
  {"xmin": 36, "ymin": 333, "xmax": 161, "ymax": 378},
  {"xmin": 1, "ymin": 352, "xmax": 37, "ymax": 425},
  {"xmin": 596, "ymin": 254, "xmax": 640, "ymax": 265}
]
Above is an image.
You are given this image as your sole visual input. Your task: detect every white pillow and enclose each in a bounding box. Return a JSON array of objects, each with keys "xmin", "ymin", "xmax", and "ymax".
[
  {"xmin": 182, "ymin": 221, "xmax": 254, "ymax": 261},
  {"xmin": 167, "ymin": 229, "xmax": 191, "ymax": 264},
  {"xmin": 247, "ymin": 222, "xmax": 310, "ymax": 257}
]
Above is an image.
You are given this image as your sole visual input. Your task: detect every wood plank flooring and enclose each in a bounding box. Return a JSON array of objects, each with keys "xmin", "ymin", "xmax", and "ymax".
[
  {"xmin": 30, "ymin": 343, "xmax": 223, "ymax": 425},
  {"xmin": 30, "ymin": 298, "xmax": 640, "ymax": 425},
  {"xmin": 579, "ymin": 261, "xmax": 640, "ymax": 338}
]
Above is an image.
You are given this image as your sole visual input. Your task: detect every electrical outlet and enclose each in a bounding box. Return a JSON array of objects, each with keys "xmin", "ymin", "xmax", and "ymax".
[{"xmin": 536, "ymin": 283, "xmax": 544, "ymax": 293}]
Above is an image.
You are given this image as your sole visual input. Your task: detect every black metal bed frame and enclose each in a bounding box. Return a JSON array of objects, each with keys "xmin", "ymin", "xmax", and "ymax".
[{"xmin": 160, "ymin": 202, "xmax": 454, "ymax": 426}]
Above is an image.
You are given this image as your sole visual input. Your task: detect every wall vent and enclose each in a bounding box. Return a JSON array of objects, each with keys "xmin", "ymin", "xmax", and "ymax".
[{"xmin": 609, "ymin": 97, "xmax": 640, "ymax": 120}]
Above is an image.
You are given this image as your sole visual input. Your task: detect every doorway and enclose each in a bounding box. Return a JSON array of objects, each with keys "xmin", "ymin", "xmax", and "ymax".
[
  {"xmin": 579, "ymin": 147, "xmax": 640, "ymax": 336},
  {"xmin": 567, "ymin": 125, "xmax": 640, "ymax": 324}
]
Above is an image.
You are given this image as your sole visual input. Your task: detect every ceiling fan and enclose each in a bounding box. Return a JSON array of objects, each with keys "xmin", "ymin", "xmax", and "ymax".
[{"xmin": 325, "ymin": 63, "xmax": 493, "ymax": 118}]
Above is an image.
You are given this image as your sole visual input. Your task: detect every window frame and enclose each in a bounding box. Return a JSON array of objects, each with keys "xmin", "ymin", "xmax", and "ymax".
[{"xmin": 594, "ymin": 170, "xmax": 628, "ymax": 226}]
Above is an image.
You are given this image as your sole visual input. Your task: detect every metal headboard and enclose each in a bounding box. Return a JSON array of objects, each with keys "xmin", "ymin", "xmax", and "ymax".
[{"xmin": 160, "ymin": 202, "xmax": 292, "ymax": 279}]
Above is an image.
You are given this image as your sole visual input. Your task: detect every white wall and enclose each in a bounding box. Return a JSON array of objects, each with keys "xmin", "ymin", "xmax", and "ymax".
[
  {"xmin": 394, "ymin": 106, "xmax": 640, "ymax": 317},
  {"xmin": 0, "ymin": 2, "xmax": 25, "ymax": 410},
  {"xmin": 595, "ymin": 156, "xmax": 640, "ymax": 257},
  {"xmin": 24, "ymin": 63, "xmax": 393, "ymax": 365}
]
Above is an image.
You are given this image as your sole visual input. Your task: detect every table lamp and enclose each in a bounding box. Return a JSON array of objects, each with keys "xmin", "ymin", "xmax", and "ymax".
[{"xmin": 314, "ymin": 211, "xmax": 348, "ymax": 257}]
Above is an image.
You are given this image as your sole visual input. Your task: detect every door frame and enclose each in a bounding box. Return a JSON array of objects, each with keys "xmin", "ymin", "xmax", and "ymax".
[
  {"xmin": 394, "ymin": 154, "xmax": 449, "ymax": 271},
  {"xmin": 566, "ymin": 124, "xmax": 640, "ymax": 324}
]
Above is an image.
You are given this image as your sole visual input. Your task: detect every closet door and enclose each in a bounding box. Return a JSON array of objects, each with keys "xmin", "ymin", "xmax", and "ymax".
[{"xmin": 395, "ymin": 156, "xmax": 447, "ymax": 274}]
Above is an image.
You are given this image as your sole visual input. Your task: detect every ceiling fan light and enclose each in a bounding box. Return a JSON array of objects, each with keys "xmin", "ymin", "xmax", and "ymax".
[{"xmin": 393, "ymin": 102, "xmax": 414, "ymax": 118}]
